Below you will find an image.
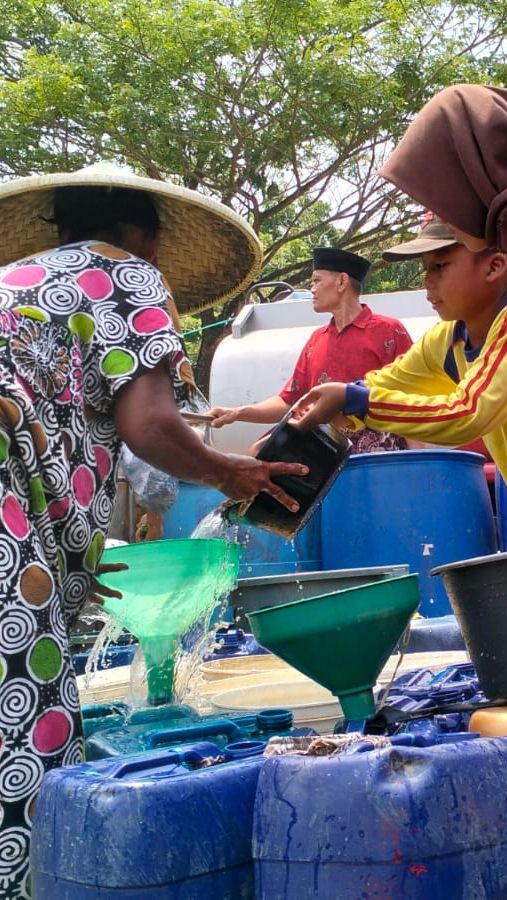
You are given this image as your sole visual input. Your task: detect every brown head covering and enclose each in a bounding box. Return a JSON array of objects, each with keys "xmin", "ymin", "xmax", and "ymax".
[{"xmin": 379, "ymin": 84, "xmax": 507, "ymax": 251}]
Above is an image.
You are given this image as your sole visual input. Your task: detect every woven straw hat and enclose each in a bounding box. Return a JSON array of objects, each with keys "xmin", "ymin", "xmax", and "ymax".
[{"xmin": 0, "ymin": 163, "xmax": 263, "ymax": 314}]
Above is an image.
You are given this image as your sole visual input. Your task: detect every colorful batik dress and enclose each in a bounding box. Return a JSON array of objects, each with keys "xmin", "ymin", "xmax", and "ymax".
[{"xmin": 0, "ymin": 241, "xmax": 189, "ymax": 898}]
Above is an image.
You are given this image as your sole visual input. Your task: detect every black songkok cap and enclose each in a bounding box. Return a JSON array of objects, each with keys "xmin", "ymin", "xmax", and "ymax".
[{"xmin": 312, "ymin": 247, "xmax": 371, "ymax": 283}]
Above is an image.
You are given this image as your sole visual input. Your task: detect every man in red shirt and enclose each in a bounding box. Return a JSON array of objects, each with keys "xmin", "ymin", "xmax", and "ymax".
[{"xmin": 210, "ymin": 247, "xmax": 413, "ymax": 452}]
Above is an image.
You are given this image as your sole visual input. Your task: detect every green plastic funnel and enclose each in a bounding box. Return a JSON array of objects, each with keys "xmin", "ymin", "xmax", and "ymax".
[
  {"xmin": 98, "ymin": 539, "xmax": 241, "ymax": 703},
  {"xmin": 247, "ymin": 574, "xmax": 420, "ymax": 722}
]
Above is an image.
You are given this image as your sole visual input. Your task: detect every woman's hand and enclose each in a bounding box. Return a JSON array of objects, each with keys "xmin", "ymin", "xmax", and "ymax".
[
  {"xmin": 219, "ymin": 455, "xmax": 309, "ymax": 512},
  {"xmin": 89, "ymin": 562, "xmax": 129, "ymax": 606},
  {"xmin": 289, "ymin": 383, "xmax": 347, "ymax": 429},
  {"xmin": 114, "ymin": 365, "xmax": 307, "ymax": 509}
]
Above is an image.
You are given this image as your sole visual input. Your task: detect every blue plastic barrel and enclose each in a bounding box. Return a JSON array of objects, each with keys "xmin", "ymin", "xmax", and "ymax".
[
  {"xmin": 321, "ymin": 450, "xmax": 497, "ymax": 617},
  {"xmin": 253, "ymin": 737, "xmax": 507, "ymax": 898},
  {"xmin": 31, "ymin": 742, "xmax": 264, "ymax": 899},
  {"xmin": 163, "ymin": 482, "xmax": 321, "ymax": 577},
  {"xmin": 495, "ymin": 470, "xmax": 507, "ymax": 550}
]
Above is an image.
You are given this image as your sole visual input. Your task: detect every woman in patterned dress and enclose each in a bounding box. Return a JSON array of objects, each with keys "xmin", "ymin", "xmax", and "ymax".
[{"xmin": 0, "ymin": 166, "xmax": 307, "ymax": 898}]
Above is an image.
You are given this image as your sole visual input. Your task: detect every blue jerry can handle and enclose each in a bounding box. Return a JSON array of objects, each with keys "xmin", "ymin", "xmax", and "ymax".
[
  {"xmin": 106, "ymin": 741, "xmax": 224, "ymax": 778},
  {"xmin": 107, "ymin": 751, "xmax": 184, "ymax": 778},
  {"xmin": 144, "ymin": 718, "xmax": 243, "ymax": 749}
]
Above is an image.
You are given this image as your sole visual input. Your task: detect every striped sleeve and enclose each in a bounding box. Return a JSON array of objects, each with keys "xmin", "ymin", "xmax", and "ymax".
[{"xmin": 361, "ymin": 311, "xmax": 507, "ymax": 445}]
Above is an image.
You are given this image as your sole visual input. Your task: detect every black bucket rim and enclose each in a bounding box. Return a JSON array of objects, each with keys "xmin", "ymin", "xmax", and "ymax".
[{"xmin": 431, "ymin": 551, "xmax": 507, "ymax": 577}]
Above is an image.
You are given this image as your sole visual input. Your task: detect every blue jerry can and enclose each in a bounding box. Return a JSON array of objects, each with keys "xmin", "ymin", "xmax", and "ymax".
[
  {"xmin": 31, "ymin": 741, "xmax": 264, "ymax": 899},
  {"xmin": 253, "ymin": 736, "xmax": 507, "ymax": 898}
]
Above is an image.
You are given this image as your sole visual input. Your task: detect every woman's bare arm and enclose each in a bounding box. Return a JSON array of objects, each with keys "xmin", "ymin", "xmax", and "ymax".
[{"xmin": 113, "ymin": 362, "xmax": 307, "ymax": 510}]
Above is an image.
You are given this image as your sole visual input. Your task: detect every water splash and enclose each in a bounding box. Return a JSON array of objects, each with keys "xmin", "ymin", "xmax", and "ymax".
[
  {"xmin": 82, "ymin": 616, "xmax": 124, "ymax": 682},
  {"xmin": 165, "ymin": 510, "xmax": 245, "ymax": 707},
  {"xmin": 191, "ymin": 507, "xmax": 239, "ymax": 542},
  {"xmin": 173, "ymin": 627, "xmax": 223, "ymax": 713},
  {"xmin": 174, "ymin": 542, "xmax": 234, "ymax": 702},
  {"xmin": 118, "ymin": 572, "xmax": 234, "ymax": 713},
  {"xmin": 78, "ymin": 608, "xmax": 109, "ymax": 630},
  {"xmin": 125, "ymin": 645, "xmax": 149, "ymax": 709}
]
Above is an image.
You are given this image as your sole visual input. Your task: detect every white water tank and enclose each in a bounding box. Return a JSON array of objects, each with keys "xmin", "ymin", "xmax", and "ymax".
[{"xmin": 209, "ymin": 290, "xmax": 437, "ymax": 454}]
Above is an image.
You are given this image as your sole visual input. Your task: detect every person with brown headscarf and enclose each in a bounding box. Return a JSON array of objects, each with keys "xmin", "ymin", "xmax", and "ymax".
[
  {"xmin": 287, "ymin": 83, "xmax": 507, "ymax": 475},
  {"xmin": 379, "ymin": 83, "xmax": 507, "ymax": 253}
]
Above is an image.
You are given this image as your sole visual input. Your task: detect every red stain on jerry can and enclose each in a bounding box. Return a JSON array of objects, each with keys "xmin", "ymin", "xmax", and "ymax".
[{"xmin": 409, "ymin": 864, "xmax": 428, "ymax": 877}]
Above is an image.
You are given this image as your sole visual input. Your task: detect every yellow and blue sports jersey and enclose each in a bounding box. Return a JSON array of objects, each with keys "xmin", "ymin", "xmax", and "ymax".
[{"xmin": 343, "ymin": 307, "xmax": 507, "ymax": 480}]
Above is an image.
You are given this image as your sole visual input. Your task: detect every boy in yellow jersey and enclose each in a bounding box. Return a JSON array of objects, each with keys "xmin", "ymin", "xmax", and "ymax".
[{"xmin": 289, "ymin": 220, "xmax": 507, "ymax": 481}]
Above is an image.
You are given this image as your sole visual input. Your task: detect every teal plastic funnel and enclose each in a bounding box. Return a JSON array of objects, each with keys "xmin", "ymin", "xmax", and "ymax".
[
  {"xmin": 98, "ymin": 539, "xmax": 241, "ymax": 703},
  {"xmin": 247, "ymin": 574, "xmax": 420, "ymax": 721}
]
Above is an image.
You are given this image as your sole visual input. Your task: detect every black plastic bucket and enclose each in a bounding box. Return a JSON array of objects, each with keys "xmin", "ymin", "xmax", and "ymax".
[
  {"xmin": 432, "ymin": 552, "xmax": 507, "ymax": 700},
  {"xmin": 226, "ymin": 416, "xmax": 352, "ymax": 538}
]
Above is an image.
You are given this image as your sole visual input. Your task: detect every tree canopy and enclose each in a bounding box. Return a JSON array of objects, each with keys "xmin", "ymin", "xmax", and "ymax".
[{"xmin": 1, "ymin": 0, "xmax": 506, "ymax": 385}]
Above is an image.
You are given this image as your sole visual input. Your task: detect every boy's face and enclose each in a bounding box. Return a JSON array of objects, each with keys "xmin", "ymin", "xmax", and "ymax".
[{"xmin": 422, "ymin": 244, "xmax": 496, "ymax": 321}]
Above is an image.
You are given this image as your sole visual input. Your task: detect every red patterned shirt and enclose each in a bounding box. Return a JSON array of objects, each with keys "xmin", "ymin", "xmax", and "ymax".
[{"xmin": 279, "ymin": 305, "xmax": 413, "ymax": 453}]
